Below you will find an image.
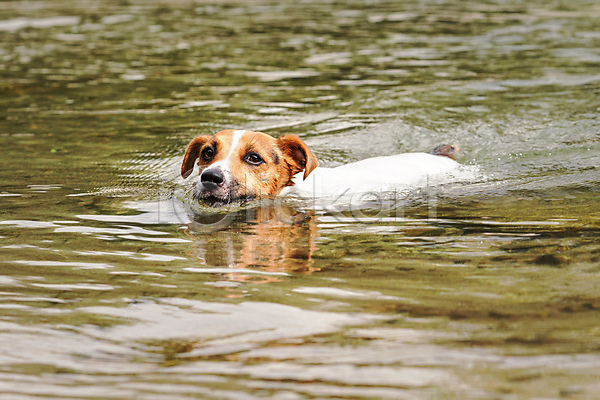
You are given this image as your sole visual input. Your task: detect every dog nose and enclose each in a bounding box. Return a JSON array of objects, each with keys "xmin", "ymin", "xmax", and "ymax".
[{"xmin": 201, "ymin": 168, "xmax": 225, "ymax": 186}]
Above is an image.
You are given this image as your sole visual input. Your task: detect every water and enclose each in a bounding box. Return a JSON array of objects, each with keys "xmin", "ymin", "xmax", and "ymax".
[{"xmin": 1, "ymin": 0, "xmax": 599, "ymax": 398}]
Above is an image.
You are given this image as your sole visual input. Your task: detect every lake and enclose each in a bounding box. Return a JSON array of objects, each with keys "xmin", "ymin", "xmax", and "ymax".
[{"xmin": 1, "ymin": 0, "xmax": 599, "ymax": 398}]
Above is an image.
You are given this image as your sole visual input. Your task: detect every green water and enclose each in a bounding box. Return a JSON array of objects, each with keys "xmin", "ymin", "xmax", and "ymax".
[{"xmin": 1, "ymin": 0, "xmax": 599, "ymax": 398}]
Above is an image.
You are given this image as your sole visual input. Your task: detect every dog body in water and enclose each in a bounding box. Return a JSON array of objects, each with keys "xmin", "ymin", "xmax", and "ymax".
[{"xmin": 181, "ymin": 129, "xmax": 458, "ymax": 206}]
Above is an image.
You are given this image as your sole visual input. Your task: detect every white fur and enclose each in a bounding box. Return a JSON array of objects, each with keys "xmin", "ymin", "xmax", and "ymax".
[
  {"xmin": 282, "ymin": 152, "xmax": 459, "ymax": 198},
  {"xmin": 207, "ymin": 129, "xmax": 245, "ymax": 174}
]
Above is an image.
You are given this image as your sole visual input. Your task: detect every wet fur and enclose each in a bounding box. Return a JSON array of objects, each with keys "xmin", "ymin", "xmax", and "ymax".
[{"xmin": 181, "ymin": 130, "xmax": 318, "ymax": 206}]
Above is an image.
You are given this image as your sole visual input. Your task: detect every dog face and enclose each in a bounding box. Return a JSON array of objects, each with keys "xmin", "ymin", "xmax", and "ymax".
[{"xmin": 181, "ymin": 129, "xmax": 318, "ymax": 206}]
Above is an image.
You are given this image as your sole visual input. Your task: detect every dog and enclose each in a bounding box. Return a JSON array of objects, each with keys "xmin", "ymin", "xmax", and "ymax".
[{"xmin": 181, "ymin": 129, "xmax": 458, "ymax": 206}]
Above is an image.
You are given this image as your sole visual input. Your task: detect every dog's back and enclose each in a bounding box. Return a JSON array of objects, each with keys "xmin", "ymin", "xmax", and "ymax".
[{"xmin": 284, "ymin": 151, "xmax": 459, "ymax": 198}]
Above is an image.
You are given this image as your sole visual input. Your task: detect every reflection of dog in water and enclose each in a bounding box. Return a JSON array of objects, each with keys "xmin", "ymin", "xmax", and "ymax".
[
  {"xmin": 181, "ymin": 129, "xmax": 459, "ymax": 207},
  {"xmin": 186, "ymin": 204, "xmax": 320, "ymax": 283}
]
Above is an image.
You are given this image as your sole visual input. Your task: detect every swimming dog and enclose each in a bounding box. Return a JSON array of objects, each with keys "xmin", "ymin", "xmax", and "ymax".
[{"xmin": 181, "ymin": 129, "xmax": 458, "ymax": 206}]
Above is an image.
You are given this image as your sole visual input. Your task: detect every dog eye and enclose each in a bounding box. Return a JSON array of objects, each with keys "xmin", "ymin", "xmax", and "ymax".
[
  {"xmin": 201, "ymin": 146, "xmax": 215, "ymax": 162},
  {"xmin": 244, "ymin": 152, "xmax": 264, "ymax": 166}
]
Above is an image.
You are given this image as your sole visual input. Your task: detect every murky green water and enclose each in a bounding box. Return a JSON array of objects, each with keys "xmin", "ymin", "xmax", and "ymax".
[{"xmin": 1, "ymin": 0, "xmax": 600, "ymax": 398}]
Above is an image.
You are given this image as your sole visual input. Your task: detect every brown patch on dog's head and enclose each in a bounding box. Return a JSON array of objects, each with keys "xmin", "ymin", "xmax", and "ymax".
[
  {"xmin": 181, "ymin": 135, "xmax": 211, "ymax": 179},
  {"xmin": 277, "ymin": 134, "xmax": 319, "ymax": 181}
]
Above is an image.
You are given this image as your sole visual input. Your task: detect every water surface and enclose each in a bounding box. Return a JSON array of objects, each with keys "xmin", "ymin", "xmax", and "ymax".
[{"xmin": 1, "ymin": 0, "xmax": 599, "ymax": 398}]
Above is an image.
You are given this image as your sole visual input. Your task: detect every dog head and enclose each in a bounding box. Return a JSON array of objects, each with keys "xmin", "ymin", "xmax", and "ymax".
[{"xmin": 181, "ymin": 129, "xmax": 318, "ymax": 206}]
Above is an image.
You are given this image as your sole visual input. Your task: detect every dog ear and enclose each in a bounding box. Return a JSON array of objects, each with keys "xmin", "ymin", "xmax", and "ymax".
[
  {"xmin": 181, "ymin": 136, "xmax": 210, "ymax": 178},
  {"xmin": 277, "ymin": 134, "xmax": 319, "ymax": 180}
]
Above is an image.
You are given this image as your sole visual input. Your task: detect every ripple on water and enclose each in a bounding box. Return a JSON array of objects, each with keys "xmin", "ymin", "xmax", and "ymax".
[
  {"xmin": 304, "ymin": 52, "xmax": 352, "ymax": 65},
  {"xmin": 29, "ymin": 283, "xmax": 115, "ymax": 291},
  {"xmin": 243, "ymin": 69, "xmax": 321, "ymax": 82},
  {"xmin": 79, "ymin": 299, "xmax": 384, "ymax": 343},
  {"xmin": 0, "ymin": 16, "xmax": 80, "ymax": 31},
  {"xmin": 10, "ymin": 260, "xmax": 115, "ymax": 270}
]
